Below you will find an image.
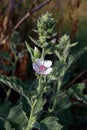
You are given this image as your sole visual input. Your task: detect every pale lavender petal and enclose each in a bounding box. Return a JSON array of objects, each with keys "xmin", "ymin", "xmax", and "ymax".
[
  {"xmin": 33, "ymin": 63, "xmax": 39, "ymax": 72},
  {"xmin": 44, "ymin": 60, "xmax": 52, "ymax": 68},
  {"xmin": 35, "ymin": 59, "xmax": 44, "ymax": 66},
  {"xmin": 35, "ymin": 71, "xmax": 45, "ymax": 75},
  {"xmin": 32, "ymin": 58, "xmax": 52, "ymax": 75},
  {"xmin": 43, "ymin": 67, "xmax": 52, "ymax": 74}
]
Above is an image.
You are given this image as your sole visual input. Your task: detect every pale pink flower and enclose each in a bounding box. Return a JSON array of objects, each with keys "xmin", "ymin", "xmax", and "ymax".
[{"xmin": 33, "ymin": 58, "xmax": 52, "ymax": 75}]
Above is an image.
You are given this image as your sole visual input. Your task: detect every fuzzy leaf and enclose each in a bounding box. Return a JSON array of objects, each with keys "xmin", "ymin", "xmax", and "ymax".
[
  {"xmin": 7, "ymin": 104, "xmax": 28, "ymax": 128},
  {"xmin": 25, "ymin": 41, "xmax": 34, "ymax": 60},
  {"xmin": 41, "ymin": 116, "xmax": 63, "ymax": 130},
  {"xmin": 10, "ymin": 31, "xmax": 21, "ymax": 45},
  {"xmin": 73, "ymin": 46, "xmax": 87, "ymax": 62},
  {"xmin": 33, "ymin": 97, "xmax": 46, "ymax": 116},
  {"xmin": 0, "ymin": 118, "xmax": 5, "ymax": 130},
  {"xmin": 68, "ymin": 83, "xmax": 87, "ymax": 103},
  {"xmin": 4, "ymin": 121, "xmax": 15, "ymax": 130},
  {"xmin": 0, "ymin": 75, "xmax": 25, "ymax": 96},
  {"xmin": 0, "ymin": 75, "xmax": 31, "ymax": 106},
  {"xmin": 29, "ymin": 36, "xmax": 40, "ymax": 47},
  {"xmin": 33, "ymin": 121, "xmax": 47, "ymax": 130},
  {"xmin": 55, "ymin": 92, "xmax": 71, "ymax": 111},
  {"xmin": 0, "ymin": 101, "xmax": 12, "ymax": 118}
]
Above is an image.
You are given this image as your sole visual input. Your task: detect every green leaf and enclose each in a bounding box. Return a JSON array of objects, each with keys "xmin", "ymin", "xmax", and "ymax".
[
  {"xmin": 25, "ymin": 41, "xmax": 34, "ymax": 60},
  {"xmin": 68, "ymin": 83, "xmax": 87, "ymax": 103},
  {"xmin": 69, "ymin": 46, "xmax": 87, "ymax": 67},
  {"xmin": 0, "ymin": 75, "xmax": 25, "ymax": 95},
  {"xmin": 41, "ymin": 116, "xmax": 63, "ymax": 130},
  {"xmin": 10, "ymin": 31, "xmax": 21, "ymax": 45},
  {"xmin": 0, "ymin": 75, "xmax": 31, "ymax": 106},
  {"xmin": 0, "ymin": 101, "xmax": 12, "ymax": 118},
  {"xmin": 20, "ymin": 97, "xmax": 30, "ymax": 118},
  {"xmin": 33, "ymin": 121, "xmax": 47, "ymax": 130},
  {"xmin": 74, "ymin": 46, "xmax": 87, "ymax": 62},
  {"xmin": 51, "ymin": 61, "xmax": 67, "ymax": 78},
  {"xmin": 69, "ymin": 42, "xmax": 78, "ymax": 47},
  {"xmin": 29, "ymin": 36, "xmax": 40, "ymax": 47},
  {"xmin": 0, "ymin": 118, "xmax": 5, "ymax": 130},
  {"xmin": 7, "ymin": 104, "xmax": 28, "ymax": 128},
  {"xmin": 4, "ymin": 121, "xmax": 15, "ymax": 130},
  {"xmin": 33, "ymin": 97, "xmax": 46, "ymax": 116},
  {"xmin": 57, "ymin": 35, "xmax": 70, "ymax": 49},
  {"xmin": 55, "ymin": 92, "xmax": 71, "ymax": 111}
]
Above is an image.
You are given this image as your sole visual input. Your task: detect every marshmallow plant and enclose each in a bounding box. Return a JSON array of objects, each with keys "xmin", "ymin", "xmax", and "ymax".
[
  {"xmin": 0, "ymin": 12, "xmax": 87, "ymax": 130},
  {"xmin": 25, "ymin": 12, "xmax": 77, "ymax": 130}
]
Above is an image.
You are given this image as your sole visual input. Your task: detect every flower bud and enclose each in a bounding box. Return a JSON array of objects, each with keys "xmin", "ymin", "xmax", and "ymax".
[{"xmin": 34, "ymin": 47, "xmax": 41, "ymax": 58}]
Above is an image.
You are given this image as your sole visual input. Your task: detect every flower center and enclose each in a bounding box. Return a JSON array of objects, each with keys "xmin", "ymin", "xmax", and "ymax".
[{"xmin": 39, "ymin": 65, "xmax": 46, "ymax": 71}]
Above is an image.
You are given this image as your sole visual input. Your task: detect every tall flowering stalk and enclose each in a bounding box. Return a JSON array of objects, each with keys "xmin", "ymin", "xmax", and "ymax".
[{"xmin": 26, "ymin": 12, "xmax": 55, "ymax": 130}]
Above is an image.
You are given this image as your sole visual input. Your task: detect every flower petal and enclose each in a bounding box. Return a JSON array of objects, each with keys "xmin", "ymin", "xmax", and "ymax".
[
  {"xmin": 35, "ymin": 58, "xmax": 44, "ymax": 66},
  {"xmin": 44, "ymin": 67, "xmax": 52, "ymax": 74},
  {"xmin": 44, "ymin": 60, "xmax": 52, "ymax": 68},
  {"xmin": 32, "ymin": 58, "xmax": 52, "ymax": 75},
  {"xmin": 33, "ymin": 63, "xmax": 39, "ymax": 72}
]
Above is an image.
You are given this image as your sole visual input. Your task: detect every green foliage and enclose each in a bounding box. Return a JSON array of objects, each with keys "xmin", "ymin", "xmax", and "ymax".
[
  {"xmin": 10, "ymin": 31, "xmax": 22, "ymax": 45},
  {"xmin": 68, "ymin": 83, "xmax": 87, "ymax": 104},
  {"xmin": 37, "ymin": 12, "xmax": 56, "ymax": 43},
  {"xmin": 0, "ymin": 118, "xmax": 5, "ymax": 130},
  {"xmin": 0, "ymin": 102, "xmax": 28, "ymax": 130},
  {"xmin": 0, "ymin": 75, "xmax": 32, "ymax": 106},
  {"xmin": 7, "ymin": 104, "xmax": 28, "ymax": 129},
  {"xmin": 0, "ymin": 101, "xmax": 12, "ymax": 118},
  {"xmin": 41, "ymin": 116, "xmax": 63, "ymax": 130},
  {"xmin": 32, "ymin": 97, "xmax": 46, "ymax": 116},
  {"xmin": 4, "ymin": 121, "xmax": 15, "ymax": 130},
  {"xmin": 29, "ymin": 12, "xmax": 57, "ymax": 56},
  {"xmin": 55, "ymin": 35, "xmax": 78, "ymax": 62},
  {"xmin": 54, "ymin": 92, "xmax": 71, "ymax": 111},
  {"xmin": 0, "ymin": 75, "xmax": 26, "ymax": 95}
]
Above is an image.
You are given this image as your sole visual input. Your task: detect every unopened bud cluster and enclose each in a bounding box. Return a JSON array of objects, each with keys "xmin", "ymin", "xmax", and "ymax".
[{"xmin": 37, "ymin": 12, "xmax": 56, "ymax": 45}]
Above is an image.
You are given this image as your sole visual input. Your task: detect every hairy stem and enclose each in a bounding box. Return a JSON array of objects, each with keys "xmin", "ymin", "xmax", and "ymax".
[
  {"xmin": 52, "ymin": 79, "xmax": 62, "ymax": 110},
  {"xmin": 26, "ymin": 100, "xmax": 37, "ymax": 130},
  {"xmin": 26, "ymin": 76, "xmax": 42, "ymax": 130}
]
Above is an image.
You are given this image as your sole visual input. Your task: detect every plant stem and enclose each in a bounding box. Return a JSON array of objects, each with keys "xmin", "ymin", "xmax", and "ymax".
[
  {"xmin": 26, "ymin": 76, "xmax": 42, "ymax": 130},
  {"xmin": 37, "ymin": 76, "xmax": 42, "ymax": 95},
  {"xmin": 52, "ymin": 79, "xmax": 62, "ymax": 111},
  {"xmin": 41, "ymin": 48, "xmax": 45, "ymax": 59},
  {"xmin": 26, "ymin": 100, "xmax": 36, "ymax": 130}
]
